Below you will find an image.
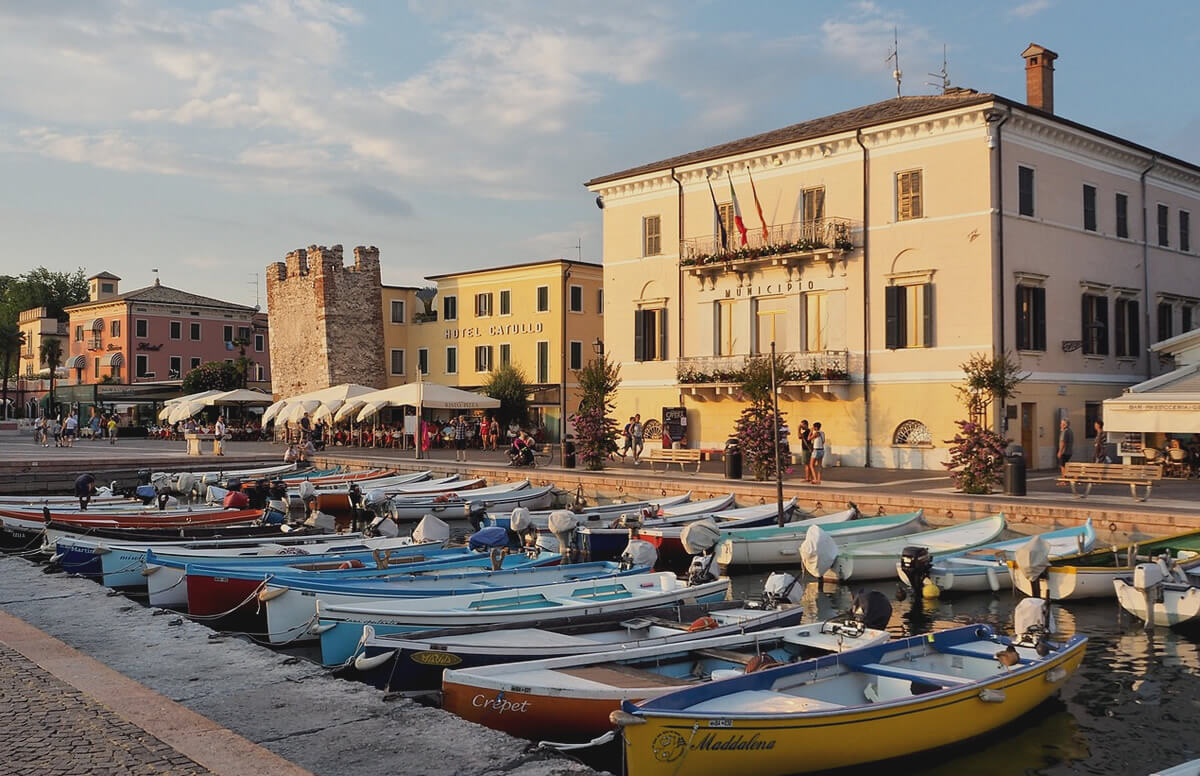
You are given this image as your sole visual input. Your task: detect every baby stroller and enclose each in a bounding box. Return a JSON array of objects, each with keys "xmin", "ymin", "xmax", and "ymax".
[{"xmin": 508, "ymin": 441, "xmax": 535, "ymax": 468}]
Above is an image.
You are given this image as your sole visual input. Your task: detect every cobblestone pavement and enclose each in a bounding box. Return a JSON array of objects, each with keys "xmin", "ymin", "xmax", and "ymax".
[{"xmin": 0, "ymin": 644, "xmax": 214, "ymax": 776}]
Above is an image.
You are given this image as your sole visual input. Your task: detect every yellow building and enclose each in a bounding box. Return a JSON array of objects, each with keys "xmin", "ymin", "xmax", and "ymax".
[
  {"xmin": 381, "ymin": 259, "xmax": 604, "ymax": 441},
  {"xmin": 586, "ymin": 45, "xmax": 1200, "ymax": 469}
]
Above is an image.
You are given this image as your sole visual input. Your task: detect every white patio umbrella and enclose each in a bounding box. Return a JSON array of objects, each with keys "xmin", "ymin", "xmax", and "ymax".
[
  {"xmin": 351, "ymin": 381, "xmax": 499, "ymax": 459},
  {"xmin": 204, "ymin": 388, "xmax": 274, "ymax": 407},
  {"xmin": 264, "ymin": 383, "xmax": 375, "ymax": 426},
  {"xmin": 166, "ymin": 399, "xmax": 207, "ymax": 424}
]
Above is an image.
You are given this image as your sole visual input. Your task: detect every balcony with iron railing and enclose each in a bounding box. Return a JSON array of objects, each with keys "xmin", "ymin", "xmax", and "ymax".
[
  {"xmin": 679, "ymin": 217, "xmax": 858, "ymax": 279},
  {"xmin": 677, "ymin": 350, "xmax": 852, "ymax": 400}
]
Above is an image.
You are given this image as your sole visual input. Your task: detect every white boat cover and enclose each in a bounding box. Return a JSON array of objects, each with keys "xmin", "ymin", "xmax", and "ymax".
[
  {"xmin": 1013, "ymin": 535, "xmax": 1051, "ymax": 583},
  {"xmin": 801, "ymin": 524, "xmax": 840, "ymax": 577},
  {"xmin": 680, "ymin": 519, "xmax": 721, "ymax": 555}
]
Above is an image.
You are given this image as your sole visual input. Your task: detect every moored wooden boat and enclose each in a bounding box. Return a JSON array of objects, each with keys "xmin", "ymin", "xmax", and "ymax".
[
  {"xmin": 1011, "ymin": 527, "xmax": 1200, "ymax": 600},
  {"xmin": 442, "ymin": 617, "xmax": 889, "ymax": 741},
  {"xmin": 481, "ymin": 492, "xmax": 696, "ymax": 531},
  {"xmin": 712, "ymin": 510, "xmax": 922, "ymax": 572},
  {"xmin": 1114, "ymin": 561, "xmax": 1200, "ymax": 628},
  {"xmin": 614, "ymin": 623, "xmax": 1087, "ymax": 776},
  {"xmin": 315, "ymin": 572, "xmax": 732, "ymax": 667},
  {"xmin": 350, "ymin": 600, "xmax": 805, "ymax": 691}
]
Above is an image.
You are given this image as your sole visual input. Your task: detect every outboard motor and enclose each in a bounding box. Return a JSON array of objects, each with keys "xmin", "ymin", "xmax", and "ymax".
[
  {"xmin": 899, "ymin": 546, "xmax": 934, "ymax": 592},
  {"xmin": 687, "ymin": 553, "xmax": 719, "ymax": 585},
  {"xmin": 261, "ymin": 505, "xmax": 288, "ymax": 526},
  {"xmin": 680, "ymin": 519, "xmax": 721, "ymax": 584},
  {"xmin": 413, "ymin": 515, "xmax": 451, "ymax": 545},
  {"xmin": 245, "ymin": 480, "xmax": 269, "ymax": 509},
  {"xmin": 156, "ymin": 492, "xmax": 171, "ymax": 511},
  {"xmin": 136, "ymin": 468, "xmax": 152, "ymax": 486},
  {"xmin": 620, "ymin": 539, "xmax": 658, "ymax": 572},
  {"xmin": 1131, "ymin": 562, "xmax": 1167, "ymax": 632},
  {"xmin": 852, "ymin": 590, "xmax": 893, "ymax": 630},
  {"xmin": 222, "ymin": 489, "xmax": 249, "ymax": 510},
  {"xmin": 298, "ymin": 480, "xmax": 316, "ymax": 502},
  {"xmin": 1014, "ymin": 535, "xmax": 1052, "ymax": 598},
  {"xmin": 547, "ymin": 510, "xmax": 578, "ymax": 564},
  {"xmin": 763, "ymin": 572, "xmax": 803, "ymax": 608}
]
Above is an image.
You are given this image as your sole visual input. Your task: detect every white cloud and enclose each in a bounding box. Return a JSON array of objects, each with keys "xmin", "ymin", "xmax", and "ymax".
[
  {"xmin": 820, "ymin": 2, "xmax": 931, "ymax": 75},
  {"xmin": 1009, "ymin": 0, "xmax": 1052, "ymax": 19}
]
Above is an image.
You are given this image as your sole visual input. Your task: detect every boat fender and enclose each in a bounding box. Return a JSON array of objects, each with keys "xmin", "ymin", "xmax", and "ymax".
[
  {"xmin": 337, "ymin": 561, "xmax": 353, "ymax": 570},
  {"xmin": 922, "ymin": 581, "xmax": 940, "ymax": 599},
  {"xmin": 710, "ymin": 669, "xmax": 743, "ymax": 682},
  {"xmin": 609, "ymin": 710, "xmax": 646, "ymax": 727},
  {"xmin": 141, "ymin": 564, "xmax": 161, "ymax": 577},
  {"xmin": 686, "ymin": 616, "xmax": 720, "ymax": 632},
  {"xmin": 257, "ymin": 586, "xmax": 288, "ymax": 603},
  {"xmin": 309, "ymin": 623, "xmax": 335, "ymax": 635},
  {"xmin": 986, "ymin": 566, "xmax": 1000, "ymax": 592},
  {"xmin": 1046, "ymin": 667, "xmax": 1067, "ymax": 683},
  {"xmin": 979, "ymin": 689, "xmax": 1006, "ymax": 703},
  {"xmin": 353, "ymin": 650, "xmax": 397, "ymax": 672},
  {"xmin": 745, "ymin": 654, "xmax": 783, "ymax": 673}
]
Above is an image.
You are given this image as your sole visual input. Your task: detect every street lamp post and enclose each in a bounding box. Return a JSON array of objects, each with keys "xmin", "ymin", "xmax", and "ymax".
[{"xmin": 770, "ymin": 340, "xmax": 784, "ymax": 527}]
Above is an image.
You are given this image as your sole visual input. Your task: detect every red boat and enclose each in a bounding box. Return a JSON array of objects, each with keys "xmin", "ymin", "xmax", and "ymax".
[{"xmin": 0, "ymin": 507, "xmax": 265, "ymax": 529}]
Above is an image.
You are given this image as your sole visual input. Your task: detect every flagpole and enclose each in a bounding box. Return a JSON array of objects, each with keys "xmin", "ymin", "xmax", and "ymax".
[{"xmin": 707, "ymin": 178, "xmax": 728, "ymax": 252}]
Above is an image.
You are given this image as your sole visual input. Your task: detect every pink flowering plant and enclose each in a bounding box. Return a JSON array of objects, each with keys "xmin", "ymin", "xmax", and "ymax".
[
  {"xmin": 736, "ymin": 405, "xmax": 786, "ymax": 481},
  {"xmin": 943, "ymin": 420, "xmax": 1009, "ymax": 494},
  {"xmin": 570, "ymin": 355, "xmax": 621, "ymax": 471}
]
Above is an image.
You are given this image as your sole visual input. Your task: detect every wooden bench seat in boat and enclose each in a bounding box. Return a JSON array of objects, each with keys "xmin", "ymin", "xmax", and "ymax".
[
  {"xmin": 554, "ymin": 664, "xmax": 695, "ymax": 689},
  {"xmin": 692, "ymin": 647, "xmax": 756, "ymax": 666},
  {"xmin": 1058, "ymin": 462, "xmax": 1162, "ymax": 501},
  {"xmin": 938, "ymin": 643, "xmax": 1036, "ymax": 665},
  {"xmin": 688, "ymin": 689, "xmax": 846, "ymax": 714},
  {"xmin": 853, "ymin": 662, "xmax": 970, "ymax": 687}
]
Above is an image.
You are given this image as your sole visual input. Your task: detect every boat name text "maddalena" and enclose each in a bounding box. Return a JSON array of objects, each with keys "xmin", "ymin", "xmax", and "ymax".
[
  {"xmin": 692, "ymin": 733, "xmax": 777, "ymax": 752},
  {"xmin": 472, "ymin": 694, "xmax": 530, "ymax": 714}
]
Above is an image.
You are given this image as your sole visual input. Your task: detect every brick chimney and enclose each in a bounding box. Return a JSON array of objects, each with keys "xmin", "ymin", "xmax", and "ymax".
[{"xmin": 1021, "ymin": 43, "xmax": 1058, "ymax": 114}]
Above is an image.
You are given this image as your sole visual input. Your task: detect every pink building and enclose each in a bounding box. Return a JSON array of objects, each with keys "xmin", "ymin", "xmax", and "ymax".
[{"xmin": 62, "ymin": 272, "xmax": 270, "ymax": 389}]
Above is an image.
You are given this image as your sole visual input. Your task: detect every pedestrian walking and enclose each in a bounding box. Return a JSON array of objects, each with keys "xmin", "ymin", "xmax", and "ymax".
[
  {"xmin": 621, "ymin": 417, "xmax": 634, "ymax": 460},
  {"xmin": 88, "ymin": 413, "xmax": 101, "ymax": 440},
  {"xmin": 214, "ymin": 416, "xmax": 227, "ymax": 456},
  {"xmin": 453, "ymin": 415, "xmax": 469, "ymax": 462},
  {"xmin": 1093, "ymin": 420, "xmax": 1107, "ymax": 463},
  {"xmin": 631, "ymin": 414, "xmax": 644, "ymax": 465},
  {"xmin": 51, "ymin": 415, "xmax": 62, "ymax": 447},
  {"xmin": 1057, "ymin": 419, "xmax": 1074, "ymax": 476},
  {"xmin": 106, "ymin": 415, "xmax": 118, "ymax": 445},
  {"xmin": 64, "ymin": 411, "xmax": 78, "ymax": 447},
  {"xmin": 810, "ymin": 422, "xmax": 826, "ymax": 485},
  {"xmin": 798, "ymin": 419, "xmax": 813, "ymax": 482}
]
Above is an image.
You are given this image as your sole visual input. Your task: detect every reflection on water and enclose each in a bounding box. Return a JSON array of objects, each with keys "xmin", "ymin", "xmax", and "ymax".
[{"xmin": 725, "ymin": 574, "xmax": 1200, "ymax": 776}]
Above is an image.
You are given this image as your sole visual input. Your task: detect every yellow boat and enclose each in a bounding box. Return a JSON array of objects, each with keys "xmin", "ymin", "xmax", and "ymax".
[{"xmin": 614, "ymin": 623, "xmax": 1086, "ymax": 776}]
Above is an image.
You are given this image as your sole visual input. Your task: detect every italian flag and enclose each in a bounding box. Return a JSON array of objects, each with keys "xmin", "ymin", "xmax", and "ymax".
[{"xmin": 726, "ymin": 172, "xmax": 749, "ymax": 246}]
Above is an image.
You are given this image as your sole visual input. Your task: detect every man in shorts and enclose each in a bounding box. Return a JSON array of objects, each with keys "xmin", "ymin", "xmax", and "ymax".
[
  {"xmin": 631, "ymin": 414, "xmax": 644, "ymax": 465},
  {"xmin": 1057, "ymin": 419, "xmax": 1074, "ymax": 476},
  {"xmin": 797, "ymin": 419, "xmax": 813, "ymax": 482},
  {"xmin": 621, "ymin": 417, "xmax": 634, "ymax": 460},
  {"xmin": 453, "ymin": 415, "xmax": 469, "ymax": 462}
]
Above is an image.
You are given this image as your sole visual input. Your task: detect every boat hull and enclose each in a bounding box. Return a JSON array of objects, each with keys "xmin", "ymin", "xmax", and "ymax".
[
  {"xmin": 444, "ymin": 685, "xmax": 620, "ymax": 740},
  {"xmin": 1114, "ymin": 580, "xmax": 1200, "ymax": 627},
  {"xmin": 619, "ymin": 643, "xmax": 1086, "ymax": 776}
]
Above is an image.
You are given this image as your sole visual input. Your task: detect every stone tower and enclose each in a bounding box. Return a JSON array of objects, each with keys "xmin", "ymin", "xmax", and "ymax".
[{"xmin": 265, "ymin": 244, "xmax": 386, "ymax": 398}]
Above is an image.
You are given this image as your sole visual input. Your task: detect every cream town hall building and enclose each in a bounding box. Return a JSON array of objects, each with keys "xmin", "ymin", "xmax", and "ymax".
[{"xmin": 587, "ymin": 45, "xmax": 1200, "ymax": 470}]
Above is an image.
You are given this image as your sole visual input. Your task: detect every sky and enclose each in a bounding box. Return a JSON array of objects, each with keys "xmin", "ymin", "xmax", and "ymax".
[{"xmin": 2, "ymin": 0, "xmax": 1198, "ymax": 306}]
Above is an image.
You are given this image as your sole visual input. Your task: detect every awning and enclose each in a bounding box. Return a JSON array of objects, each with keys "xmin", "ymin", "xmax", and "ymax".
[
  {"xmin": 67, "ymin": 355, "xmax": 87, "ymax": 369},
  {"xmin": 88, "ymin": 317, "xmax": 104, "ymax": 332},
  {"xmin": 102, "ymin": 352, "xmax": 124, "ymax": 367},
  {"xmin": 1102, "ymin": 392, "xmax": 1200, "ymax": 433}
]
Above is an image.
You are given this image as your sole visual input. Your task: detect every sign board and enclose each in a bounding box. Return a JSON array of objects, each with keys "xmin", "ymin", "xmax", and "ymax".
[
  {"xmin": 1119, "ymin": 433, "xmax": 1144, "ymax": 455},
  {"xmin": 663, "ymin": 407, "xmax": 687, "ymax": 445}
]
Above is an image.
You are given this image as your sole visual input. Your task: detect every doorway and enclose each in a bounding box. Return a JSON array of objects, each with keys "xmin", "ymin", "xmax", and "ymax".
[{"xmin": 1020, "ymin": 402, "xmax": 1037, "ymax": 469}]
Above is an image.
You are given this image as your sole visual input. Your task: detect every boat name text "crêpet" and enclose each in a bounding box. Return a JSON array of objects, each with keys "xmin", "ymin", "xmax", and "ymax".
[{"xmin": 472, "ymin": 694, "xmax": 530, "ymax": 714}]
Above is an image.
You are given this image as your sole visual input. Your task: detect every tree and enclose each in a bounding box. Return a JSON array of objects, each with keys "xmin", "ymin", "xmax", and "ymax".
[
  {"xmin": 39, "ymin": 338, "xmax": 63, "ymax": 417},
  {"xmin": 943, "ymin": 420, "xmax": 1010, "ymax": 494},
  {"xmin": 231, "ymin": 337, "xmax": 252, "ymax": 388},
  {"xmin": 954, "ymin": 352, "xmax": 1028, "ymax": 426},
  {"xmin": 732, "ymin": 354, "xmax": 789, "ymax": 481},
  {"xmin": 182, "ymin": 361, "xmax": 243, "ymax": 393},
  {"xmin": 482, "ymin": 363, "xmax": 531, "ymax": 430},
  {"xmin": 0, "ymin": 268, "xmax": 89, "ymax": 328},
  {"xmin": 571, "ymin": 355, "xmax": 621, "ymax": 470},
  {"xmin": 0, "ymin": 323, "xmax": 24, "ymax": 419}
]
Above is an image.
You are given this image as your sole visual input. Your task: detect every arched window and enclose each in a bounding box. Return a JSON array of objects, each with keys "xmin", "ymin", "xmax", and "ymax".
[{"xmin": 893, "ymin": 419, "xmax": 932, "ymax": 446}]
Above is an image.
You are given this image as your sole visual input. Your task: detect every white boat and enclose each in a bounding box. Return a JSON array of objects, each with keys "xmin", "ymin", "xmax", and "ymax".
[
  {"xmin": 385, "ymin": 482, "xmax": 552, "ymax": 522},
  {"xmin": 713, "ymin": 510, "xmax": 923, "ymax": 571},
  {"xmin": 901, "ymin": 520, "xmax": 1097, "ymax": 594},
  {"xmin": 314, "ymin": 571, "xmax": 732, "ymax": 666},
  {"xmin": 1151, "ymin": 758, "xmax": 1200, "ymax": 776},
  {"xmin": 1114, "ymin": 561, "xmax": 1200, "ymax": 628},
  {"xmin": 808, "ymin": 514, "xmax": 1007, "ymax": 582},
  {"xmin": 482, "ymin": 492, "xmax": 696, "ymax": 530},
  {"xmin": 1011, "ymin": 528, "xmax": 1200, "ymax": 601}
]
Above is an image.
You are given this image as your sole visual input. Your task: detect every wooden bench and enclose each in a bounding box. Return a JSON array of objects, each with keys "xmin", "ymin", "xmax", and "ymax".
[
  {"xmin": 1059, "ymin": 462, "xmax": 1162, "ymax": 501},
  {"xmin": 647, "ymin": 448, "xmax": 702, "ymax": 473}
]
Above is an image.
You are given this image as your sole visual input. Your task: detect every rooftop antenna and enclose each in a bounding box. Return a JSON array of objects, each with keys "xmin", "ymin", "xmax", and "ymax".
[
  {"xmin": 564, "ymin": 237, "xmax": 582, "ymax": 262},
  {"xmin": 927, "ymin": 45, "xmax": 950, "ymax": 93},
  {"xmin": 248, "ymin": 273, "xmax": 261, "ymax": 308},
  {"xmin": 886, "ymin": 27, "xmax": 902, "ymax": 98}
]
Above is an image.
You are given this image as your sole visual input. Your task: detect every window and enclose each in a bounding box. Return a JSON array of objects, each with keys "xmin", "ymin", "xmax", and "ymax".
[
  {"xmin": 101, "ymin": 282, "xmax": 113, "ymax": 293},
  {"xmin": 238, "ymin": 326, "xmax": 249, "ymax": 341},
  {"xmin": 1115, "ymin": 298, "xmax": 1140, "ymax": 357},
  {"xmin": 633, "ymin": 309, "xmax": 666, "ymax": 362},
  {"xmin": 135, "ymin": 354, "xmax": 149, "ymax": 378},
  {"xmin": 885, "ymin": 284, "xmax": 934, "ymax": 349},
  {"xmin": 499, "ymin": 343, "xmax": 511, "ymax": 366},
  {"xmin": 1158, "ymin": 205, "xmax": 1169, "ymax": 247},
  {"xmin": 189, "ymin": 322, "xmax": 201, "ymax": 341},
  {"xmin": 536, "ymin": 286, "xmax": 549, "ymax": 312},
  {"xmin": 1081, "ymin": 294, "xmax": 1109, "ymax": 355},
  {"xmin": 390, "ymin": 299, "xmax": 406, "ymax": 324},
  {"xmin": 1018, "ymin": 166, "xmax": 1035, "ymax": 216},
  {"xmin": 1182, "ymin": 211, "xmax": 1191, "ymax": 253},
  {"xmin": 170, "ymin": 321, "xmax": 181, "ymax": 340},
  {"xmin": 802, "ymin": 187, "xmax": 825, "ymax": 224},
  {"xmin": 474, "ymin": 345, "xmax": 492, "ymax": 372},
  {"xmin": 254, "ymin": 334, "xmax": 264, "ymax": 352},
  {"xmin": 714, "ymin": 300, "xmax": 734, "ymax": 356},
  {"xmin": 1082, "ymin": 185, "xmax": 1097, "ymax": 232},
  {"xmin": 1184, "ymin": 305, "xmax": 1194, "ymax": 333},
  {"xmin": 474, "ymin": 293, "xmax": 493, "ymax": 317},
  {"xmin": 390, "ymin": 349, "xmax": 406, "ymax": 376},
  {"xmin": 94, "ymin": 357, "xmax": 100, "ymax": 379},
  {"xmin": 256, "ymin": 364, "xmax": 265, "ymax": 381},
  {"xmin": 1115, "ymin": 193, "xmax": 1129, "ymax": 238},
  {"xmin": 643, "ymin": 215, "xmax": 661, "ymax": 256},
  {"xmin": 536, "ymin": 341, "xmax": 550, "ymax": 383},
  {"xmin": 499, "ymin": 290, "xmax": 511, "ymax": 316},
  {"xmin": 569, "ymin": 341, "xmax": 583, "ymax": 371},
  {"xmin": 893, "ymin": 419, "xmax": 932, "ymax": 446},
  {"xmin": 417, "ymin": 348, "xmax": 429, "ymax": 375},
  {"xmin": 896, "ymin": 171, "xmax": 923, "ymax": 221},
  {"xmin": 597, "ymin": 289, "xmax": 604, "ymax": 314},
  {"xmin": 445, "ymin": 346, "xmax": 457, "ymax": 374},
  {"xmin": 569, "ymin": 285, "xmax": 583, "ymax": 313},
  {"xmin": 190, "ymin": 357, "xmax": 201, "ymax": 370},
  {"xmin": 74, "ymin": 325, "xmax": 83, "ymax": 342},
  {"xmin": 716, "ymin": 203, "xmax": 735, "ymax": 247},
  {"xmin": 1015, "ymin": 284, "xmax": 1046, "ymax": 351},
  {"xmin": 1158, "ymin": 301, "xmax": 1174, "ymax": 342},
  {"xmin": 443, "ymin": 295, "xmax": 457, "ymax": 321},
  {"xmin": 805, "ymin": 294, "xmax": 827, "ymax": 352},
  {"xmin": 110, "ymin": 319, "xmax": 120, "ymax": 338},
  {"xmin": 169, "ymin": 356, "xmax": 181, "ymax": 377},
  {"xmin": 223, "ymin": 325, "xmax": 233, "ymax": 343},
  {"xmin": 135, "ymin": 319, "xmax": 148, "ymax": 338}
]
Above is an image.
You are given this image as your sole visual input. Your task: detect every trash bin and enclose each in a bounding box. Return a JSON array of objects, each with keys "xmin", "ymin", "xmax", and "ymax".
[
  {"xmin": 724, "ymin": 438, "xmax": 742, "ymax": 480},
  {"xmin": 563, "ymin": 439, "xmax": 576, "ymax": 469},
  {"xmin": 1004, "ymin": 444, "xmax": 1027, "ymax": 496}
]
